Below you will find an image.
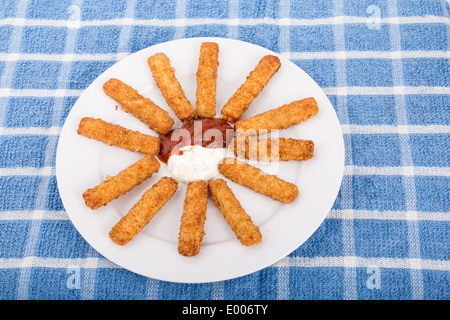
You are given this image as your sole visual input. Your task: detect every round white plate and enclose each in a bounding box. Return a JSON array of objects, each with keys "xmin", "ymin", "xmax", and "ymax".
[{"xmin": 56, "ymin": 37, "xmax": 344, "ymax": 283}]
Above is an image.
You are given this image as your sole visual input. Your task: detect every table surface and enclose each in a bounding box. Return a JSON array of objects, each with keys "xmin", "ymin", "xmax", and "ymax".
[{"xmin": 0, "ymin": 0, "xmax": 448, "ymax": 300}]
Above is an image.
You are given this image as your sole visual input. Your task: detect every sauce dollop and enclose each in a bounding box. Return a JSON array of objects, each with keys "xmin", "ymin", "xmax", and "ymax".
[
  {"xmin": 167, "ymin": 145, "xmax": 227, "ymax": 184},
  {"xmin": 158, "ymin": 118, "xmax": 234, "ymax": 164}
]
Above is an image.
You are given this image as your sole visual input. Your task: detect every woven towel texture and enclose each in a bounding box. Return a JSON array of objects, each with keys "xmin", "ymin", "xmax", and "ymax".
[{"xmin": 0, "ymin": 0, "xmax": 448, "ymax": 300}]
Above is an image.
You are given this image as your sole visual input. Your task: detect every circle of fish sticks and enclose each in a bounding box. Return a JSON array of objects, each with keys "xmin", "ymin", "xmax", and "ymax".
[{"xmin": 75, "ymin": 40, "xmax": 321, "ymax": 258}]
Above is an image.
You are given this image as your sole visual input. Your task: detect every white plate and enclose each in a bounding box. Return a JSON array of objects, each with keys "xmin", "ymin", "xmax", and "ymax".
[{"xmin": 56, "ymin": 37, "xmax": 344, "ymax": 283}]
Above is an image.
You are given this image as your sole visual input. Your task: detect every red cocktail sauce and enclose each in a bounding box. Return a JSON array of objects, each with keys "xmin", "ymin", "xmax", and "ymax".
[{"xmin": 158, "ymin": 118, "xmax": 234, "ymax": 164}]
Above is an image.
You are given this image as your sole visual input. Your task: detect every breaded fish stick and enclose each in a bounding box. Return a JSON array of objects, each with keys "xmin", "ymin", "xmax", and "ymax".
[
  {"xmin": 148, "ymin": 53, "xmax": 196, "ymax": 121},
  {"xmin": 220, "ymin": 55, "xmax": 281, "ymax": 122},
  {"xmin": 230, "ymin": 135, "xmax": 314, "ymax": 161},
  {"xmin": 178, "ymin": 180, "xmax": 208, "ymax": 256},
  {"xmin": 209, "ymin": 179, "xmax": 262, "ymax": 246},
  {"xmin": 234, "ymin": 97, "xmax": 319, "ymax": 135},
  {"xmin": 219, "ymin": 158, "xmax": 298, "ymax": 203},
  {"xmin": 77, "ymin": 117, "xmax": 160, "ymax": 155},
  {"xmin": 196, "ymin": 42, "xmax": 219, "ymax": 118},
  {"xmin": 82, "ymin": 155, "xmax": 160, "ymax": 210},
  {"xmin": 109, "ymin": 177, "xmax": 178, "ymax": 245},
  {"xmin": 103, "ymin": 78, "xmax": 174, "ymax": 134}
]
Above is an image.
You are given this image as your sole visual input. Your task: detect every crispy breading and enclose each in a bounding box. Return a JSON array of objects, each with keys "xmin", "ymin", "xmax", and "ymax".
[
  {"xmin": 109, "ymin": 177, "xmax": 179, "ymax": 245},
  {"xmin": 178, "ymin": 180, "xmax": 208, "ymax": 256},
  {"xmin": 208, "ymin": 179, "xmax": 262, "ymax": 246},
  {"xmin": 220, "ymin": 55, "xmax": 281, "ymax": 122},
  {"xmin": 229, "ymin": 135, "xmax": 314, "ymax": 161},
  {"xmin": 196, "ymin": 42, "xmax": 219, "ymax": 119},
  {"xmin": 77, "ymin": 117, "xmax": 160, "ymax": 155},
  {"xmin": 147, "ymin": 52, "xmax": 196, "ymax": 121},
  {"xmin": 234, "ymin": 97, "xmax": 319, "ymax": 135},
  {"xmin": 103, "ymin": 78, "xmax": 174, "ymax": 134},
  {"xmin": 82, "ymin": 155, "xmax": 160, "ymax": 210},
  {"xmin": 218, "ymin": 158, "xmax": 298, "ymax": 203}
]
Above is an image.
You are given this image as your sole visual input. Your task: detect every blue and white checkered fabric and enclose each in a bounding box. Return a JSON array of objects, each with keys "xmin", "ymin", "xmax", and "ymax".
[{"xmin": 0, "ymin": 0, "xmax": 448, "ymax": 300}]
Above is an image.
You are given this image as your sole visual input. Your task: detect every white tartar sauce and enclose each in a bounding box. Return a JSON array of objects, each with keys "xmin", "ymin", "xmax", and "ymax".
[{"xmin": 167, "ymin": 145, "xmax": 227, "ymax": 184}]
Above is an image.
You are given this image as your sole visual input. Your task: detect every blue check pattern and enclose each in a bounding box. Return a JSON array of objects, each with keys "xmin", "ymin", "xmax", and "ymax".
[{"xmin": 0, "ymin": 0, "xmax": 448, "ymax": 300}]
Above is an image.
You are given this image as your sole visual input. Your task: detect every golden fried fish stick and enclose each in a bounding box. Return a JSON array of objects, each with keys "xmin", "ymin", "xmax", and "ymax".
[
  {"xmin": 229, "ymin": 135, "xmax": 314, "ymax": 161},
  {"xmin": 147, "ymin": 53, "xmax": 196, "ymax": 121},
  {"xmin": 209, "ymin": 179, "xmax": 262, "ymax": 246},
  {"xmin": 219, "ymin": 158, "xmax": 298, "ymax": 203},
  {"xmin": 220, "ymin": 55, "xmax": 281, "ymax": 122},
  {"xmin": 196, "ymin": 42, "xmax": 219, "ymax": 118},
  {"xmin": 103, "ymin": 78, "xmax": 174, "ymax": 134},
  {"xmin": 178, "ymin": 180, "xmax": 208, "ymax": 256},
  {"xmin": 82, "ymin": 155, "xmax": 160, "ymax": 210},
  {"xmin": 234, "ymin": 97, "xmax": 319, "ymax": 135},
  {"xmin": 77, "ymin": 117, "xmax": 160, "ymax": 155},
  {"xmin": 109, "ymin": 177, "xmax": 178, "ymax": 245}
]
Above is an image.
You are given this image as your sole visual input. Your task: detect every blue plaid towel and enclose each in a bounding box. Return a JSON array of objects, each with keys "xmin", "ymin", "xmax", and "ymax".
[{"xmin": 0, "ymin": 0, "xmax": 448, "ymax": 300}]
